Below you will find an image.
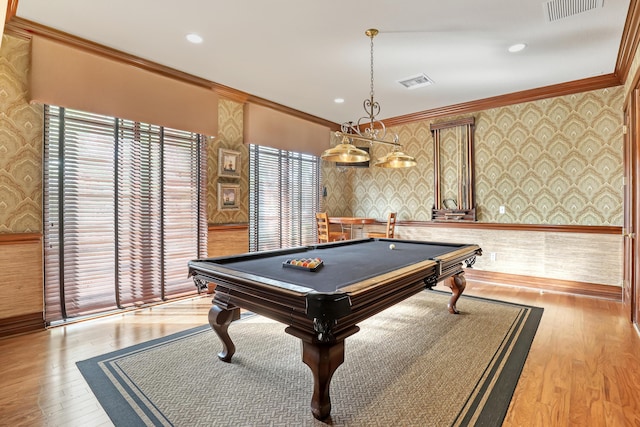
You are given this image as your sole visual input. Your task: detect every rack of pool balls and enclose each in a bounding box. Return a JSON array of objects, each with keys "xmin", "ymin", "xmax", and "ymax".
[{"xmin": 282, "ymin": 257, "xmax": 323, "ymax": 271}]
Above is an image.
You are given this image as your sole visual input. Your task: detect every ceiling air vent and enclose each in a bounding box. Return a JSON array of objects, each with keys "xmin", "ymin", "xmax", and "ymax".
[
  {"xmin": 398, "ymin": 73, "xmax": 434, "ymax": 90},
  {"xmin": 544, "ymin": 0, "xmax": 604, "ymax": 22}
]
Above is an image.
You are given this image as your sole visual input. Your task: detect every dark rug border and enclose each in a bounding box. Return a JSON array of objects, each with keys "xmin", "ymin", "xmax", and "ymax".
[
  {"xmin": 77, "ymin": 292, "xmax": 543, "ymax": 426},
  {"xmin": 77, "ymin": 324, "xmax": 211, "ymax": 427},
  {"xmin": 452, "ymin": 294, "xmax": 543, "ymax": 426}
]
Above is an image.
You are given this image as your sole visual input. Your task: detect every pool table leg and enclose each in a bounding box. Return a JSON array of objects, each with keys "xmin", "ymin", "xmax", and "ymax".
[
  {"xmin": 301, "ymin": 339, "xmax": 345, "ymax": 420},
  {"xmin": 446, "ymin": 273, "xmax": 467, "ymax": 314},
  {"xmin": 208, "ymin": 304, "xmax": 241, "ymax": 362}
]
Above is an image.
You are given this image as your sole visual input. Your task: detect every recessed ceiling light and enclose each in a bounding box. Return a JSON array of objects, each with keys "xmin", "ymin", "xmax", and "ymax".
[
  {"xmin": 186, "ymin": 33, "xmax": 203, "ymax": 44},
  {"xmin": 508, "ymin": 43, "xmax": 527, "ymax": 53},
  {"xmin": 334, "ymin": 98, "xmax": 345, "ymax": 104}
]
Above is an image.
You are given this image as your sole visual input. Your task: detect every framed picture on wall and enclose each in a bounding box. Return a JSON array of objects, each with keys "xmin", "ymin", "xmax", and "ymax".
[
  {"xmin": 218, "ymin": 183, "xmax": 240, "ymax": 211},
  {"xmin": 218, "ymin": 148, "xmax": 241, "ymax": 178}
]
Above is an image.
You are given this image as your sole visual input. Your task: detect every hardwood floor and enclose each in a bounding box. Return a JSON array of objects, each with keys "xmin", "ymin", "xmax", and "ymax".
[{"xmin": 0, "ymin": 282, "xmax": 639, "ymax": 426}]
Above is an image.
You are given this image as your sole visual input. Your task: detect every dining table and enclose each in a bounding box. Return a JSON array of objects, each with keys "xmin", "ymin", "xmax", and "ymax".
[{"xmin": 329, "ymin": 216, "xmax": 376, "ymax": 239}]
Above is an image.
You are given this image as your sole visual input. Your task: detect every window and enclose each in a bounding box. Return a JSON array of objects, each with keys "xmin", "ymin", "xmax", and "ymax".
[
  {"xmin": 249, "ymin": 145, "xmax": 321, "ymax": 251},
  {"xmin": 43, "ymin": 106, "xmax": 207, "ymax": 323}
]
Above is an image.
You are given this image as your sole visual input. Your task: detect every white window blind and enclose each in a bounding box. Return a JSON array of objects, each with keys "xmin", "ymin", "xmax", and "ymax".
[
  {"xmin": 43, "ymin": 106, "xmax": 207, "ymax": 323},
  {"xmin": 249, "ymin": 144, "xmax": 321, "ymax": 251}
]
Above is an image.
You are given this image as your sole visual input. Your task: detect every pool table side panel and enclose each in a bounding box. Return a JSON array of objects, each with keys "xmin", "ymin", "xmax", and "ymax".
[
  {"xmin": 211, "ymin": 279, "xmax": 312, "ymax": 329},
  {"xmin": 340, "ymin": 273, "xmax": 437, "ymax": 329},
  {"xmin": 433, "ymin": 245, "xmax": 482, "ymax": 278},
  {"xmin": 189, "ymin": 264, "xmax": 312, "ymax": 328},
  {"xmin": 432, "ymin": 244, "xmax": 482, "ymax": 265}
]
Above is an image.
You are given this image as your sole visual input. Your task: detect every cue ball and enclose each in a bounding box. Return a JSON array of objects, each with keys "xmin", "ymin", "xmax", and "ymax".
[{"xmin": 389, "ymin": 244, "xmax": 396, "ymax": 250}]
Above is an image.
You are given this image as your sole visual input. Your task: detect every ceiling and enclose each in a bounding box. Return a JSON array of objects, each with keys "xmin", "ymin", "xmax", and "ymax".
[{"xmin": 14, "ymin": 0, "xmax": 632, "ymax": 125}]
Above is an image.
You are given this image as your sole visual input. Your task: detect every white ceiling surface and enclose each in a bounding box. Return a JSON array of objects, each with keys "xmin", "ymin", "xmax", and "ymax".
[{"xmin": 16, "ymin": 0, "xmax": 631, "ymax": 124}]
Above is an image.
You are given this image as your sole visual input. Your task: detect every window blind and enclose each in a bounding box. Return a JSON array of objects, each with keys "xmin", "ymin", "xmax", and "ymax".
[
  {"xmin": 116, "ymin": 120, "xmax": 163, "ymax": 306},
  {"xmin": 249, "ymin": 144, "xmax": 321, "ymax": 251},
  {"xmin": 162, "ymin": 127, "xmax": 207, "ymax": 298},
  {"xmin": 43, "ymin": 106, "xmax": 207, "ymax": 323},
  {"xmin": 44, "ymin": 108, "xmax": 118, "ymax": 320}
]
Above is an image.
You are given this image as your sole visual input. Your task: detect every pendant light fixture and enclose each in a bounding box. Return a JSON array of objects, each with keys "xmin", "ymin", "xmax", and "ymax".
[{"xmin": 321, "ymin": 29, "xmax": 416, "ymax": 168}]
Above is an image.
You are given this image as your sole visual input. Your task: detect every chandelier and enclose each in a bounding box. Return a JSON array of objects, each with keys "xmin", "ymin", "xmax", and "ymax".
[{"xmin": 321, "ymin": 29, "xmax": 417, "ymax": 168}]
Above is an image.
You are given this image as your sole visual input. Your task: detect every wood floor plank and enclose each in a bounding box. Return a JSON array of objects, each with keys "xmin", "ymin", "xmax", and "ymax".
[
  {"xmin": 1, "ymin": 284, "xmax": 639, "ymax": 426},
  {"xmin": 475, "ymin": 282, "xmax": 640, "ymax": 427}
]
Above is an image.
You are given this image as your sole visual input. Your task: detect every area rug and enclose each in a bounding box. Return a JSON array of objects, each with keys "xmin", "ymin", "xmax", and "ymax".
[{"xmin": 77, "ymin": 290, "xmax": 543, "ymax": 426}]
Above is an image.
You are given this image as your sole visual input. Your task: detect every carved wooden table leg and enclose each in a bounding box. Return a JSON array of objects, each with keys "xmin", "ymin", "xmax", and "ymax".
[
  {"xmin": 301, "ymin": 340, "xmax": 345, "ymax": 420},
  {"xmin": 208, "ymin": 304, "xmax": 240, "ymax": 362},
  {"xmin": 446, "ymin": 273, "xmax": 467, "ymax": 314}
]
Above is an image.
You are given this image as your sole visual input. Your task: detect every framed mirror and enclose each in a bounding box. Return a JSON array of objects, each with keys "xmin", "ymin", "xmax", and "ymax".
[{"xmin": 430, "ymin": 117, "xmax": 476, "ymax": 222}]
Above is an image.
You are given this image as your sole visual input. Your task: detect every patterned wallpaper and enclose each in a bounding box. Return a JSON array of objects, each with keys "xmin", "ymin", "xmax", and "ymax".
[
  {"xmin": 0, "ymin": 35, "xmax": 43, "ymax": 233},
  {"xmin": 208, "ymin": 99, "xmax": 248, "ymax": 224},
  {"xmin": 476, "ymin": 88, "xmax": 623, "ymax": 224},
  {"xmin": 320, "ymin": 133, "xmax": 354, "ymax": 216},
  {"xmin": 324, "ymin": 87, "xmax": 624, "ymax": 226},
  {"xmin": 0, "ymin": 33, "xmax": 626, "ymax": 232}
]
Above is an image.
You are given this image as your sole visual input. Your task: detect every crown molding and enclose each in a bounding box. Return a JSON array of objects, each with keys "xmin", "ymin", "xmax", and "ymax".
[
  {"xmin": 5, "ymin": 17, "xmax": 214, "ymax": 88},
  {"xmin": 5, "ymin": 0, "xmax": 18, "ymax": 23},
  {"xmin": 616, "ymin": 0, "xmax": 640, "ymax": 84},
  {"xmin": 382, "ymin": 73, "xmax": 623, "ymax": 128},
  {"xmin": 3, "ymin": 16, "xmax": 340, "ymax": 130}
]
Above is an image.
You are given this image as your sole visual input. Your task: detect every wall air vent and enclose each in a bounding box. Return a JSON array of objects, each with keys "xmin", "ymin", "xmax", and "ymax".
[
  {"xmin": 544, "ymin": 0, "xmax": 604, "ymax": 22},
  {"xmin": 398, "ymin": 73, "xmax": 434, "ymax": 90}
]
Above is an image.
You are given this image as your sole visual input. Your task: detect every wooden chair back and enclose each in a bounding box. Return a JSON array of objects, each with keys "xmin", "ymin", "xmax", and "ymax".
[
  {"xmin": 316, "ymin": 212, "xmax": 331, "ymax": 243},
  {"xmin": 367, "ymin": 212, "xmax": 397, "ymax": 238},
  {"xmin": 316, "ymin": 212, "xmax": 346, "ymax": 243},
  {"xmin": 385, "ymin": 212, "xmax": 397, "ymax": 238}
]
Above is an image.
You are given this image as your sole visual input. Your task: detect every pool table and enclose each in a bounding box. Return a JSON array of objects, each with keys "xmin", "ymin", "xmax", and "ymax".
[{"xmin": 188, "ymin": 238, "xmax": 481, "ymax": 420}]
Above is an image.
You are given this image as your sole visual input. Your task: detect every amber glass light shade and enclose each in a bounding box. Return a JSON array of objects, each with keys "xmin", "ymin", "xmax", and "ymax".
[
  {"xmin": 373, "ymin": 150, "xmax": 417, "ymax": 168},
  {"xmin": 321, "ymin": 137, "xmax": 370, "ymax": 163}
]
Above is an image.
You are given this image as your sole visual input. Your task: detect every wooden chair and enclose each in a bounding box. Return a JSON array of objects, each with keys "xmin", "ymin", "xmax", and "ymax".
[
  {"xmin": 367, "ymin": 212, "xmax": 397, "ymax": 238},
  {"xmin": 316, "ymin": 212, "xmax": 347, "ymax": 243}
]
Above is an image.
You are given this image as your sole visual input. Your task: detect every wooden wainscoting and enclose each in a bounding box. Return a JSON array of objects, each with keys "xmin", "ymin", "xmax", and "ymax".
[
  {"xmin": 364, "ymin": 221, "xmax": 624, "ymax": 299},
  {"xmin": 0, "ymin": 233, "xmax": 45, "ymax": 337},
  {"xmin": 207, "ymin": 223, "xmax": 249, "ymax": 293},
  {"xmin": 207, "ymin": 223, "xmax": 249, "ymax": 257}
]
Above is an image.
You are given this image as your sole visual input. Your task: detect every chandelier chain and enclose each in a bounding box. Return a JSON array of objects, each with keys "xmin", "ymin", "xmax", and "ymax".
[{"xmin": 370, "ymin": 32, "xmax": 375, "ymax": 100}]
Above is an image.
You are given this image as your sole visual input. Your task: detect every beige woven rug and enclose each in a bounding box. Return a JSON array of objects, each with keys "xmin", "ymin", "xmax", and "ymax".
[{"xmin": 78, "ymin": 290, "xmax": 542, "ymax": 426}]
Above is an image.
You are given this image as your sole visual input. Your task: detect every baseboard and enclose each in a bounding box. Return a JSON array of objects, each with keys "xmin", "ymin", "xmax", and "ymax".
[
  {"xmin": 464, "ymin": 269, "xmax": 622, "ymax": 301},
  {"xmin": 0, "ymin": 313, "xmax": 46, "ymax": 338}
]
